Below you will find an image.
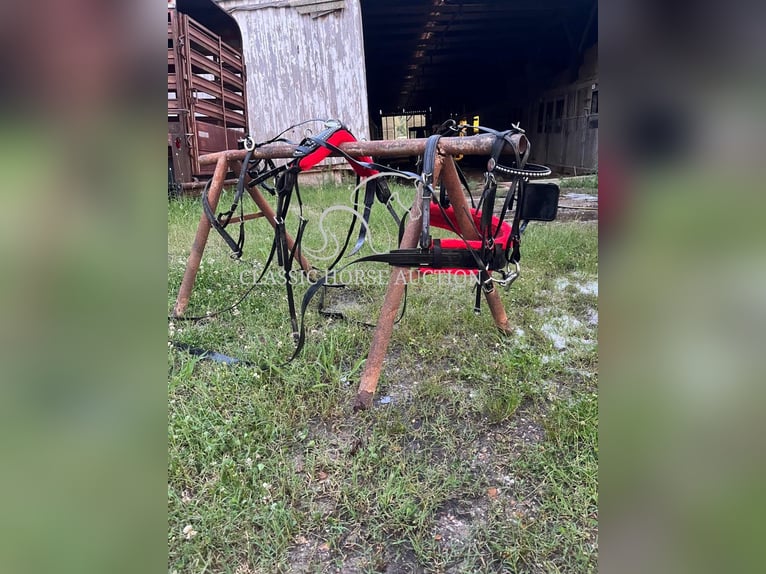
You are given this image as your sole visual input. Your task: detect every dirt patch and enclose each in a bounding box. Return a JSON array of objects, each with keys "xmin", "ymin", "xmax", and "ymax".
[
  {"xmin": 374, "ymin": 351, "xmax": 423, "ymax": 406},
  {"xmin": 505, "ymin": 413, "xmax": 546, "ymax": 451},
  {"xmin": 432, "ymin": 497, "xmax": 488, "ymax": 550},
  {"xmin": 305, "ymin": 419, "xmax": 363, "ymax": 461},
  {"xmin": 285, "ymin": 535, "xmax": 333, "ymax": 573},
  {"xmin": 381, "ymin": 546, "xmax": 425, "ymax": 574},
  {"xmin": 318, "ymin": 286, "xmax": 369, "ymax": 318},
  {"xmin": 477, "ymin": 413, "xmax": 547, "ymax": 507},
  {"xmin": 466, "ymin": 410, "xmax": 547, "ymax": 478},
  {"xmin": 374, "ymin": 349, "xmax": 468, "ymax": 408}
]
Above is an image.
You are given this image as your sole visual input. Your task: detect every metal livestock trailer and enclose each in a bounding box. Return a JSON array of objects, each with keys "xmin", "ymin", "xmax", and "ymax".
[{"xmin": 168, "ymin": 1, "xmax": 248, "ymax": 193}]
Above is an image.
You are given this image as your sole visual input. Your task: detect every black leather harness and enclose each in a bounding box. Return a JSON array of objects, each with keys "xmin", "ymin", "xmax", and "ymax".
[{"xmin": 197, "ymin": 119, "xmax": 556, "ymax": 362}]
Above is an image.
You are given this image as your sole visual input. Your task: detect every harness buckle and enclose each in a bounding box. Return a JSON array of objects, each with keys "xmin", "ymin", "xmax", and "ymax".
[{"xmin": 479, "ymin": 270, "xmax": 495, "ymax": 294}]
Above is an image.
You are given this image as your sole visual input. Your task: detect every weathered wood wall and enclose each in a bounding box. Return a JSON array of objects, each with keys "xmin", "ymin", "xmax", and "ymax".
[{"xmin": 215, "ymin": 0, "xmax": 370, "ymax": 153}]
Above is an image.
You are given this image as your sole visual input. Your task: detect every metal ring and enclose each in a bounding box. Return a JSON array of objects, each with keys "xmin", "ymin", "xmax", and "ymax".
[
  {"xmin": 243, "ymin": 136, "xmax": 255, "ymax": 152},
  {"xmin": 491, "ymin": 261, "xmax": 521, "ymax": 288}
]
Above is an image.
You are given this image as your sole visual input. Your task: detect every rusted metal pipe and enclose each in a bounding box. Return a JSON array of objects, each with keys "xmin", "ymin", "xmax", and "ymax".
[
  {"xmin": 173, "ymin": 155, "xmax": 229, "ymax": 317},
  {"xmin": 198, "ymin": 134, "xmax": 526, "ymax": 165},
  {"xmin": 483, "ymin": 289, "xmax": 512, "ymax": 333},
  {"xmin": 180, "ymin": 178, "xmax": 238, "ymax": 191},
  {"xmin": 226, "ymin": 212, "xmax": 265, "ymax": 225},
  {"xmin": 440, "ymin": 155, "xmax": 512, "ymax": 334},
  {"xmin": 440, "ymin": 155, "xmax": 479, "ymax": 240},
  {"xmin": 353, "ymin": 203, "xmax": 422, "ymax": 411},
  {"xmin": 353, "ymin": 154, "xmax": 446, "ymax": 411},
  {"xmin": 172, "ymin": 158, "xmax": 313, "ymax": 317}
]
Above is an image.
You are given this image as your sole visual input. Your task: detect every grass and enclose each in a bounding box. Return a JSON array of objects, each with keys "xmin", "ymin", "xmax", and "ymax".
[
  {"xmin": 558, "ymin": 174, "xmax": 598, "ymax": 192},
  {"xmin": 168, "ymin": 179, "xmax": 598, "ymax": 573}
]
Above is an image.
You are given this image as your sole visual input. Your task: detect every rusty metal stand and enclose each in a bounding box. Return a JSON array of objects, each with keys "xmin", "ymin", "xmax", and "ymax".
[
  {"xmin": 353, "ymin": 153, "xmax": 512, "ymax": 410},
  {"xmin": 170, "ymin": 135, "xmax": 520, "ymax": 411},
  {"xmin": 172, "ymin": 154, "xmax": 311, "ymax": 317}
]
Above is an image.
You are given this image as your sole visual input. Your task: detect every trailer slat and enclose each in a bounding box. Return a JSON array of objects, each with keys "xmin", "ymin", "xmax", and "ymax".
[{"xmin": 169, "ymin": 8, "xmax": 248, "ymax": 183}]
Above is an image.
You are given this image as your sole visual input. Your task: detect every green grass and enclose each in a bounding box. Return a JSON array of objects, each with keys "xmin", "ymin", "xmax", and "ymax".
[
  {"xmin": 559, "ymin": 174, "xmax": 598, "ymax": 192},
  {"xmin": 168, "ymin": 182, "xmax": 598, "ymax": 573}
]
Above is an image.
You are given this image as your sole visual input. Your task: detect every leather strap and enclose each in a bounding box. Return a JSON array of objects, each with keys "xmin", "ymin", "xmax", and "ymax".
[{"xmin": 420, "ymin": 134, "xmax": 442, "ymax": 249}]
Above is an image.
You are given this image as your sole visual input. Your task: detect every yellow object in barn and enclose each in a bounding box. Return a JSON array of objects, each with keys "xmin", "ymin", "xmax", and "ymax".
[{"xmin": 454, "ymin": 116, "xmax": 479, "ymax": 161}]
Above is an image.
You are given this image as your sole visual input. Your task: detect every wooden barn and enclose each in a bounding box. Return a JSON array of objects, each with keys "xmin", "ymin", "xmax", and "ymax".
[{"xmin": 526, "ymin": 44, "xmax": 599, "ymax": 174}]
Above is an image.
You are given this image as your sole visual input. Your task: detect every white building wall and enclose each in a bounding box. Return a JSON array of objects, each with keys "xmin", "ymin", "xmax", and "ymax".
[{"xmin": 215, "ymin": 0, "xmax": 370, "ymax": 149}]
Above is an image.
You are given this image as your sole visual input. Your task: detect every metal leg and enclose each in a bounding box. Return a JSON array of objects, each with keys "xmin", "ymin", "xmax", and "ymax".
[
  {"xmin": 440, "ymin": 156, "xmax": 512, "ymax": 334},
  {"xmin": 353, "ymin": 155, "xmax": 446, "ymax": 411},
  {"xmin": 172, "ymin": 158, "xmax": 315, "ymax": 318},
  {"xmin": 173, "ymin": 155, "xmax": 229, "ymax": 317}
]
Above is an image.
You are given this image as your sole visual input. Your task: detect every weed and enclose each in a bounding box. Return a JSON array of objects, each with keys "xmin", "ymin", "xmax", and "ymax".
[{"xmin": 559, "ymin": 174, "xmax": 598, "ymax": 190}]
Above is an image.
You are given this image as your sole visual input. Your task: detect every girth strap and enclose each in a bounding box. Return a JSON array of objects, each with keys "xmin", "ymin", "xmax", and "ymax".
[{"xmin": 350, "ymin": 178, "xmax": 401, "ymax": 255}]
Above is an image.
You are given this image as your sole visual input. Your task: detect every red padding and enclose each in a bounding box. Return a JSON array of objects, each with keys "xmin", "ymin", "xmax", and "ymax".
[
  {"xmin": 419, "ymin": 203, "xmax": 513, "ymax": 275},
  {"xmin": 297, "ymin": 129, "xmax": 377, "ymax": 177}
]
